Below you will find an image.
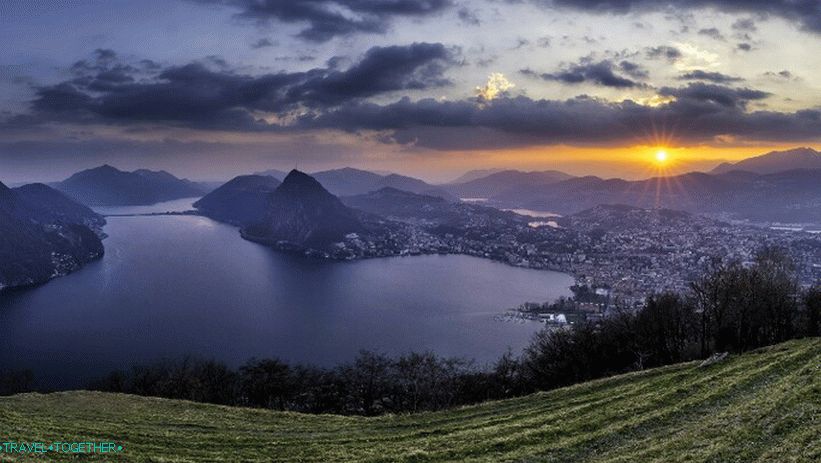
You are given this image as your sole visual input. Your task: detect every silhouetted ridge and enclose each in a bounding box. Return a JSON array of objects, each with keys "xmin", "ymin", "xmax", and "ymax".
[
  {"xmin": 243, "ymin": 170, "xmax": 363, "ymax": 249},
  {"xmin": 310, "ymin": 167, "xmax": 447, "ymax": 198},
  {"xmin": 0, "ymin": 182, "xmax": 104, "ymax": 292},
  {"xmin": 276, "ymin": 169, "xmax": 335, "ymax": 197},
  {"xmin": 711, "ymin": 147, "xmax": 821, "ymax": 175},
  {"xmin": 55, "ymin": 165, "xmax": 206, "ymax": 206},
  {"xmin": 194, "ymin": 174, "xmax": 281, "ymax": 226}
]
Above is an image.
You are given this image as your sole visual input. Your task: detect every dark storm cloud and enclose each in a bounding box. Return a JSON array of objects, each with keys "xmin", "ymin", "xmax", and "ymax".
[
  {"xmin": 698, "ymin": 27, "xmax": 725, "ymax": 40},
  {"xmin": 678, "ymin": 70, "xmax": 743, "ymax": 84},
  {"xmin": 618, "ymin": 61, "xmax": 648, "ymax": 79},
  {"xmin": 764, "ymin": 70, "xmax": 795, "ymax": 80},
  {"xmin": 27, "ymin": 43, "xmax": 455, "ymax": 128},
  {"xmin": 645, "ymin": 46, "xmax": 682, "ymax": 61},
  {"xmin": 290, "ymin": 85, "xmax": 821, "ymax": 149},
  {"xmin": 658, "ymin": 82, "xmax": 769, "ymax": 109},
  {"xmin": 534, "ymin": 59, "xmax": 646, "ymax": 88},
  {"xmin": 526, "ymin": 1, "xmax": 821, "ymax": 34},
  {"xmin": 732, "ymin": 18, "xmax": 757, "ymax": 32},
  {"xmin": 251, "ymin": 37, "xmax": 276, "ymax": 49},
  {"xmin": 737, "ymin": 43, "xmax": 753, "ymax": 51},
  {"xmin": 193, "ymin": 0, "xmax": 454, "ymax": 42},
  {"xmin": 457, "ymin": 7, "xmax": 481, "ymax": 25},
  {"xmin": 12, "ymin": 49, "xmax": 821, "ymax": 151},
  {"xmin": 290, "ymin": 43, "xmax": 455, "ymax": 105}
]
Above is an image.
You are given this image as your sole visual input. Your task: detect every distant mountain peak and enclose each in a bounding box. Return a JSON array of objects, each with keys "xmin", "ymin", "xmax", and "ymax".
[
  {"xmin": 711, "ymin": 147, "xmax": 821, "ymax": 175},
  {"xmin": 242, "ymin": 171, "xmax": 363, "ymax": 249},
  {"xmin": 449, "ymin": 168, "xmax": 506, "ymax": 184},
  {"xmin": 56, "ymin": 165, "xmax": 205, "ymax": 206},
  {"xmin": 284, "ymin": 168, "xmax": 315, "ymax": 181},
  {"xmin": 251, "ymin": 169, "xmax": 289, "ymax": 181},
  {"xmin": 277, "ymin": 169, "xmax": 333, "ymax": 195}
]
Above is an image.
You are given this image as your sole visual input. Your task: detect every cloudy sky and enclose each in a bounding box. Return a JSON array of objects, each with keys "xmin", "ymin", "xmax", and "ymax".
[{"xmin": 1, "ymin": 0, "xmax": 820, "ymax": 182}]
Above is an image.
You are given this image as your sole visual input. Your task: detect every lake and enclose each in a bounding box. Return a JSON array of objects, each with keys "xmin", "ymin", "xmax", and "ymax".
[{"xmin": 0, "ymin": 199, "xmax": 573, "ymax": 389}]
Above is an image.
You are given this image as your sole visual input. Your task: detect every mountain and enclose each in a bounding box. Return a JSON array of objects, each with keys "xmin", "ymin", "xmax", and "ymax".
[
  {"xmin": 378, "ymin": 173, "xmax": 434, "ymax": 194},
  {"xmin": 448, "ymin": 168, "xmax": 506, "ymax": 184},
  {"xmin": 0, "ymin": 181, "xmax": 104, "ymax": 292},
  {"xmin": 711, "ymin": 147, "xmax": 821, "ymax": 175},
  {"xmin": 4, "ymin": 339, "xmax": 817, "ymax": 461},
  {"xmin": 252, "ymin": 169, "xmax": 289, "ymax": 181},
  {"xmin": 55, "ymin": 165, "xmax": 206, "ymax": 206},
  {"xmin": 311, "ymin": 168, "xmax": 385, "ymax": 196},
  {"xmin": 343, "ymin": 187, "xmax": 448, "ymax": 216},
  {"xmin": 446, "ymin": 169, "xmax": 574, "ymax": 198},
  {"xmin": 14, "ymin": 183, "xmax": 106, "ymax": 231},
  {"xmin": 194, "ymin": 175, "xmax": 281, "ymax": 226},
  {"xmin": 343, "ymin": 187, "xmax": 526, "ymax": 228},
  {"xmin": 132, "ymin": 169, "xmax": 208, "ymax": 195},
  {"xmin": 242, "ymin": 170, "xmax": 364, "ymax": 249},
  {"xmin": 311, "ymin": 167, "xmax": 447, "ymax": 198},
  {"xmin": 491, "ymin": 169, "xmax": 821, "ymax": 223}
]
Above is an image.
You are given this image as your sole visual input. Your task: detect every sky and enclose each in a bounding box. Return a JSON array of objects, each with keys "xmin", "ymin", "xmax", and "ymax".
[{"xmin": 1, "ymin": 0, "xmax": 820, "ymax": 183}]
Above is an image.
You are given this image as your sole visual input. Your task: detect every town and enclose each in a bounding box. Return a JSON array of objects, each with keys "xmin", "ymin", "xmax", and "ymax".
[{"xmin": 325, "ymin": 200, "xmax": 821, "ymax": 315}]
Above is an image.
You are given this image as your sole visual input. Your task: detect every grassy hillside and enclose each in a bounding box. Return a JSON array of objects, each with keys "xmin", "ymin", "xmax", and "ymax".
[{"xmin": 1, "ymin": 339, "xmax": 819, "ymax": 462}]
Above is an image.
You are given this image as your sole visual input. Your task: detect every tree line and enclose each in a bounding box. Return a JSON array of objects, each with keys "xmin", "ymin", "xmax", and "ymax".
[{"xmin": 3, "ymin": 248, "xmax": 819, "ymax": 413}]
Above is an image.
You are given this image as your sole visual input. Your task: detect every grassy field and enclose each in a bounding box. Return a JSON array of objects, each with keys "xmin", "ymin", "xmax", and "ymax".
[{"xmin": 0, "ymin": 338, "xmax": 818, "ymax": 462}]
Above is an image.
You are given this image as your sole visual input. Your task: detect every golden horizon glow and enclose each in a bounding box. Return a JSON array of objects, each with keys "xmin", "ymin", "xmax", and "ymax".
[
  {"xmin": 655, "ymin": 149, "xmax": 668, "ymax": 163},
  {"xmin": 389, "ymin": 143, "xmax": 820, "ymax": 182}
]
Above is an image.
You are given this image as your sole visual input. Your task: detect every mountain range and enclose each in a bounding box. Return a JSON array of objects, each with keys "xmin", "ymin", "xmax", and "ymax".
[
  {"xmin": 311, "ymin": 167, "xmax": 454, "ymax": 199},
  {"xmin": 54, "ymin": 165, "xmax": 209, "ymax": 206},
  {"xmin": 445, "ymin": 170, "xmax": 575, "ymax": 199},
  {"xmin": 490, "ymin": 168, "xmax": 821, "ymax": 223},
  {"xmin": 711, "ymin": 147, "xmax": 821, "ymax": 175},
  {"xmin": 54, "ymin": 145, "xmax": 821, "ymax": 226},
  {"xmin": 0, "ymin": 181, "xmax": 105, "ymax": 292},
  {"xmin": 342, "ymin": 187, "xmax": 528, "ymax": 230},
  {"xmin": 447, "ymin": 168, "xmax": 507, "ymax": 184}
]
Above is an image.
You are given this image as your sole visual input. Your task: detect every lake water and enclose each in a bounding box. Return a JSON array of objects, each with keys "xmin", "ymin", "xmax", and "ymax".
[{"xmin": 0, "ymin": 200, "xmax": 573, "ymax": 389}]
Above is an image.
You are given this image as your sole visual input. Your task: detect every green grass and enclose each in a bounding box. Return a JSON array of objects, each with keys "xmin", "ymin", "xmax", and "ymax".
[{"xmin": 1, "ymin": 338, "xmax": 819, "ymax": 462}]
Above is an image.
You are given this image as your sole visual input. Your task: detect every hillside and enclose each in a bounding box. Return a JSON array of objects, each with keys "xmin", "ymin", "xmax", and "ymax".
[
  {"xmin": 242, "ymin": 170, "xmax": 364, "ymax": 249},
  {"xmin": 446, "ymin": 169, "xmax": 574, "ymax": 199},
  {"xmin": 491, "ymin": 169, "xmax": 821, "ymax": 223},
  {"xmin": 711, "ymin": 147, "xmax": 821, "ymax": 175},
  {"xmin": 0, "ymin": 181, "xmax": 104, "ymax": 292},
  {"xmin": 311, "ymin": 167, "xmax": 448, "ymax": 199},
  {"xmin": 1, "ymin": 339, "xmax": 818, "ymax": 462},
  {"xmin": 54, "ymin": 165, "xmax": 206, "ymax": 206},
  {"xmin": 194, "ymin": 174, "xmax": 281, "ymax": 226}
]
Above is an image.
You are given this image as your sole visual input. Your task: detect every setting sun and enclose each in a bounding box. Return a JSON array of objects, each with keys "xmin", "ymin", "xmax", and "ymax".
[{"xmin": 655, "ymin": 150, "xmax": 668, "ymax": 163}]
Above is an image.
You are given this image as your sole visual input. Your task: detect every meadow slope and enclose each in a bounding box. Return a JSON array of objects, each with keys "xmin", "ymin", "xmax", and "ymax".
[{"xmin": 0, "ymin": 338, "xmax": 818, "ymax": 462}]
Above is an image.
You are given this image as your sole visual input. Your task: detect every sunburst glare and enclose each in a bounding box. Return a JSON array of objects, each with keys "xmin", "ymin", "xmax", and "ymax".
[{"xmin": 655, "ymin": 149, "xmax": 668, "ymax": 163}]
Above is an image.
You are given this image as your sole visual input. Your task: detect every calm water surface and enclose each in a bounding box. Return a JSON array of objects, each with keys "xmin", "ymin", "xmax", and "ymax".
[{"xmin": 0, "ymin": 200, "xmax": 573, "ymax": 388}]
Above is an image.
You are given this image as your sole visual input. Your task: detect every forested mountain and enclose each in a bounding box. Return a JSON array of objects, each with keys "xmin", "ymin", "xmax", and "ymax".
[
  {"xmin": 242, "ymin": 170, "xmax": 364, "ymax": 248},
  {"xmin": 0, "ymin": 181, "xmax": 104, "ymax": 292},
  {"xmin": 55, "ymin": 165, "xmax": 207, "ymax": 206},
  {"xmin": 194, "ymin": 175, "xmax": 281, "ymax": 226}
]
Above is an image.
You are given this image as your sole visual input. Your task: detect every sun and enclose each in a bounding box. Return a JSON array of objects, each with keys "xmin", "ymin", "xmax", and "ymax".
[{"xmin": 655, "ymin": 149, "xmax": 668, "ymax": 163}]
